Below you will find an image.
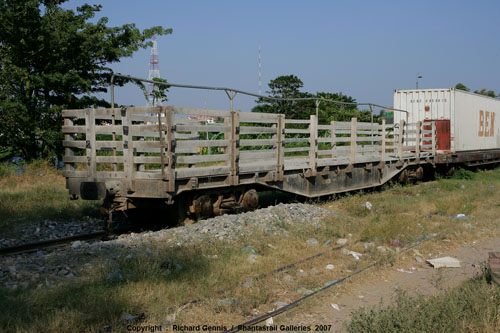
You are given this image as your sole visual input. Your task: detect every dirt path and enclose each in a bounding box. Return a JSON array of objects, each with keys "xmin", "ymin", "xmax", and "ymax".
[{"xmin": 275, "ymin": 236, "xmax": 500, "ymax": 332}]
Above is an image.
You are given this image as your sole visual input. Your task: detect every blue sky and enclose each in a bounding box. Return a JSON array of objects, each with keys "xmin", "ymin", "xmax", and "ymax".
[{"xmin": 65, "ymin": 0, "xmax": 500, "ymax": 111}]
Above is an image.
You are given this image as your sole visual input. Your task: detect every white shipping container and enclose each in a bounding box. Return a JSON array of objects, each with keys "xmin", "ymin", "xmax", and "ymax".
[{"xmin": 394, "ymin": 88, "xmax": 500, "ymax": 152}]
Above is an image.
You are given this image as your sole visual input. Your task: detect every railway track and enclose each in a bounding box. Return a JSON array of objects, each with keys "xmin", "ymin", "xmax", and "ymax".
[
  {"xmin": 0, "ymin": 230, "xmax": 108, "ymax": 256},
  {"xmin": 225, "ymin": 235, "xmax": 433, "ymax": 333}
]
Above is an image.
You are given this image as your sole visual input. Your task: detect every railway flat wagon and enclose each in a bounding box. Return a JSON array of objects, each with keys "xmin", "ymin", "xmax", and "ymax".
[
  {"xmin": 394, "ymin": 88, "xmax": 500, "ymax": 166},
  {"xmin": 62, "ymin": 85, "xmax": 500, "ymax": 223}
]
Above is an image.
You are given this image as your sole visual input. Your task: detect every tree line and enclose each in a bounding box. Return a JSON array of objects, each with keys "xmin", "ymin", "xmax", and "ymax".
[
  {"xmin": 252, "ymin": 75, "xmax": 374, "ymax": 124},
  {"xmin": 454, "ymin": 83, "xmax": 498, "ymax": 98}
]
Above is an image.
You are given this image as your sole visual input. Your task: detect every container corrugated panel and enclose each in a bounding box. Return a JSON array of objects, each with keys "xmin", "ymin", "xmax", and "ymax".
[{"xmin": 394, "ymin": 89, "xmax": 500, "ymax": 152}]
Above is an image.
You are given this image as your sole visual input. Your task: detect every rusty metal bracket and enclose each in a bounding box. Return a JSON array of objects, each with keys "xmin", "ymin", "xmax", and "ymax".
[{"xmin": 340, "ymin": 164, "xmax": 354, "ymax": 174}]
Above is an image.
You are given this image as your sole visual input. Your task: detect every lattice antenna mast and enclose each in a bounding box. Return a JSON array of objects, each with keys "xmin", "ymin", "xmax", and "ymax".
[
  {"xmin": 147, "ymin": 36, "xmax": 161, "ymax": 106},
  {"xmin": 258, "ymin": 45, "xmax": 262, "ymax": 95}
]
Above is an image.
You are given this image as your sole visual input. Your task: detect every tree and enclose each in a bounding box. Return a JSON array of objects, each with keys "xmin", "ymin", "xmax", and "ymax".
[
  {"xmin": 252, "ymin": 74, "xmax": 363, "ymax": 122},
  {"xmin": 0, "ymin": 0, "xmax": 172, "ymax": 160},
  {"xmin": 454, "ymin": 83, "xmax": 470, "ymax": 92},
  {"xmin": 137, "ymin": 77, "xmax": 170, "ymax": 105},
  {"xmin": 474, "ymin": 88, "xmax": 496, "ymax": 98},
  {"xmin": 314, "ymin": 91, "xmax": 361, "ymax": 123},
  {"xmin": 253, "ymin": 75, "xmax": 310, "ymax": 119}
]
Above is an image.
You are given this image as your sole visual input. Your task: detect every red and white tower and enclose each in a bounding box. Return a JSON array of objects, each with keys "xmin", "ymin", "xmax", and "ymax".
[{"xmin": 147, "ymin": 36, "xmax": 161, "ymax": 106}]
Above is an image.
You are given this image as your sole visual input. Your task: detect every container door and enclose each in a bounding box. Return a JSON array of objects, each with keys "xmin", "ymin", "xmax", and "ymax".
[{"xmin": 435, "ymin": 119, "xmax": 451, "ymax": 151}]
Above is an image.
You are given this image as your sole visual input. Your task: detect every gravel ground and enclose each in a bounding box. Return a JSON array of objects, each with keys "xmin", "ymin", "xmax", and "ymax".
[
  {"xmin": 0, "ymin": 217, "xmax": 104, "ymax": 248},
  {"xmin": 0, "ymin": 203, "xmax": 337, "ymax": 290}
]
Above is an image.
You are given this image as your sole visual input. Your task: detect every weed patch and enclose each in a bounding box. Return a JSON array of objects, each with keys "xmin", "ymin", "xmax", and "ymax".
[{"xmin": 347, "ymin": 277, "xmax": 500, "ymax": 333}]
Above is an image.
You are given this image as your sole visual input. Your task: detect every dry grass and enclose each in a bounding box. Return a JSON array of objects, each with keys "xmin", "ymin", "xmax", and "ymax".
[
  {"xmin": 0, "ymin": 165, "xmax": 499, "ymax": 332},
  {"xmin": 0, "ymin": 160, "xmax": 99, "ymax": 234},
  {"xmin": 347, "ymin": 276, "xmax": 500, "ymax": 333}
]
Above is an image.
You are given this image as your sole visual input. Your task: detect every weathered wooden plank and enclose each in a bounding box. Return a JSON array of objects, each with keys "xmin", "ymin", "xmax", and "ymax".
[
  {"xmin": 176, "ymin": 124, "xmax": 229, "ymax": 133},
  {"xmin": 317, "ymin": 124, "xmax": 332, "ymax": 130},
  {"xmin": 95, "ymin": 141, "xmax": 123, "ymax": 150},
  {"xmin": 175, "ymin": 147, "xmax": 201, "ymax": 154},
  {"xmin": 331, "ymin": 129, "xmax": 355, "ymax": 134},
  {"xmin": 86, "ymin": 109, "xmax": 96, "ymax": 178},
  {"xmin": 134, "ymin": 171, "xmax": 164, "ymax": 180},
  {"xmin": 62, "ymin": 125, "xmax": 86, "ymax": 134},
  {"xmin": 239, "ymin": 112, "xmax": 279, "ymax": 122},
  {"xmin": 284, "ymin": 137, "xmax": 310, "ymax": 143},
  {"xmin": 333, "ymin": 122, "xmax": 353, "ymax": 130},
  {"xmin": 356, "ymin": 123, "xmax": 380, "ymax": 130},
  {"xmin": 134, "ymin": 147, "xmax": 164, "ymax": 154},
  {"xmin": 284, "ymin": 158, "xmax": 309, "ymax": 170},
  {"xmin": 415, "ymin": 121, "xmax": 421, "ymax": 158},
  {"xmin": 325, "ymin": 145, "xmax": 381, "ymax": 153},
  {"xmin": 357, "ymin": 130, "xmax": 382, "ymax": 135},
  {"xmin": 350, "ymin": 118, "xmax": 357, "ymax": 164},
  {"xmin": 170, "ymin": 106, "xmax": 230, "ymax": 117},
  {"xmin": 133, "ymin": 156, "xmax": 168, "ymax": 164},
  {"xmin": 95, "ymin": 171, "xmax": 125, "ymax": 179},
  {"xmin": 240, "ymin": 150, "xmax": 276, "ymax": 160},
  {"xmin": 398, "ymin": 119, "xmax": 405, "ymax": 159},
  {"xmin": 96, "ymin": 156, "xmax": 124, "ymax": 164},
  {"xmin": 240, "ymin": 126, "xmax": 277, "ymax": 134},
  {"xmin": 94, "ymin": 108, "xmax": 122, "ymax": 119},
  {"xmin": 129, "ymin": 141, "xmax": 163, "ymax": 149},
  {"xmin": 240, "ymin": 139, "xmax": 276, "ymax": 146},
  {"xmin": 309, "ymin": 115, "xmax": 318, "ymax": 176},
  {"xmin": 175, "ymin": 166, "xmax": 231, "ymax": 178},
  {"xmin": 128, "ymin": 114, "xmax": 157, "ymax": 123},
  {"xmin": 285, "ymin": 128, "xmax": 310, "ymax": 134},
  {"xmin": 381, "ymin": 119, "xmax": 386, "ymax": 162},
  {"xmin": 94, "ymin": 125, "xmax": 124, "ymax": 135},
  {"xmin": 285, "ymin": 119, "xmax": 310, "ymax": 124},
  {"xmin": 319, "ymin": 137, "xmax": 351, "ymax": 143},
  {"xmin": 229, "ymin": 111, "xmax": 240, "ymax": 185},
  {"xmin": 63, "ymin": 155, "xmax": 88, "ymax": 163},
  {"xmin": 276, "ymin": 114, "xmax": 285, "ymax": 180},
  {"xmin": 63, "ymin": 118, "xmax": 76, "ymax": 173},
  {"xmin": 356, "ymin": 137, "xmax": 382, "ymax": 142},
  {"xmin": 239, "ymin": 163, "xmax": 276, "ymax": 173},
  {"xmin": 62, "ymin": 109, "xmax": 86, "ymax": 118},
  {"xmin": 173, "ymin": 117, "xmax": 208, "ymax": 124},
  {"xmin": 284, "ymin": 147, "xmax": 310, "ymax": 153},
  {"xmin": 330, "ymin": 120, "xmax": 336, "ymax": 158},
  {"xmin": 63, "ymin": 140, "xmax": 86, "ymax": 149},
  {"xmin": 124, "ymin": 106, "xmax": 161, "ymax": 114},
  {"xmin": 129, "ymin": 124, "xmax": 168, "ymax": 133},
  {"xmin": 177, "ymin": 140, "xmax": 229, "ymax": 149},
  {"xmin": 176, "ymin": 154, "xmax": 229, "ymax": 164},
  {"xmin": 121, "ymin": 108, "xmax": 133, "ymax": 191},
  {"xmin": 175, "ymin": 133, "xmax": 200, "ymax": 140},
  {"xmin": 164, "ymin": 107, "xmax": 175, "ymax": 189}
]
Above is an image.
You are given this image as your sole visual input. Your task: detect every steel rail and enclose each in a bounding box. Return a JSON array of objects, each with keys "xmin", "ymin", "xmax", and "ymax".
[
  {"xmin": 169, "ymin": 246, "xmax": 345, "ymax": 320},
  {"xmin": 0, "ymin": 230, "xmax": 107, "ymax": 256},
  {"xmin": 225, "ymin": 235, "xmax": 432, "ymax": 333}
]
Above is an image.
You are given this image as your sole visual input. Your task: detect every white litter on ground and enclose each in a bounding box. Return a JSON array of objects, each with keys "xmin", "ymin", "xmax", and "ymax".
[{"xmin": 427, "ymin": 256, "xmax": 461, "ymax": 268}]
